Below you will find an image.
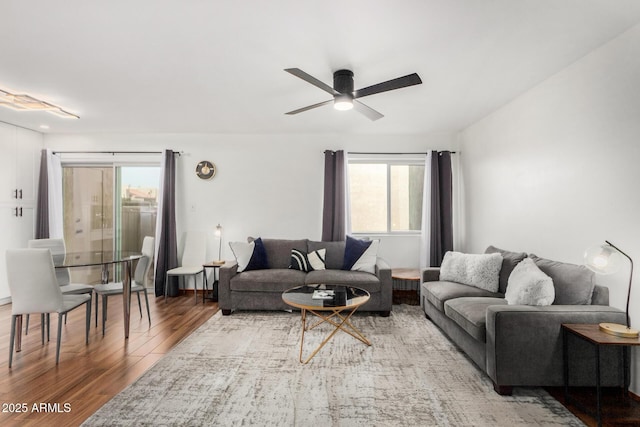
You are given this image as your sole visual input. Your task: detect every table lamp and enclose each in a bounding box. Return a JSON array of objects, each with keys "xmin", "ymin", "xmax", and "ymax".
[
  {"xmin": 212, "ymin": 224, "xmax": 225, "ymax": 266},
  {"xmin": 584, "ymin": 240, "xmax": 638, "ymax": 338}
]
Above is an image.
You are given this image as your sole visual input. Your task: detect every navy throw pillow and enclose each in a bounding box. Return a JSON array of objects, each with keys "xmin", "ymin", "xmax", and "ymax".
[
  {"xmin": 342, "ymin": 236, "xmax": 372, "ymax": 270},
  {"xmin": 244, "ymin": 237, "xmax": 269, "ymax": 271}
]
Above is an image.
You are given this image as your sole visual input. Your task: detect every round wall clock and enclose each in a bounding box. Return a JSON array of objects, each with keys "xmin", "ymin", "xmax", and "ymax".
[{"xmin": 196, "ymin": 160, "xmax": 216, "ymax": 180}]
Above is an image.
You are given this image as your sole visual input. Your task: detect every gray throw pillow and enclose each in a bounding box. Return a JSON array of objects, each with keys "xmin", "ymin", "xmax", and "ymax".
[
  {"xmin": 505, "ymin": 258, "xmax": 555, "ymax": 306},
  {"xmin": 529, "ymin": 254, "xmax": 595, "ymax": 305},
  {"xmin": 485, "ymin": 245, "xmax": 528, "ymax": 294}
]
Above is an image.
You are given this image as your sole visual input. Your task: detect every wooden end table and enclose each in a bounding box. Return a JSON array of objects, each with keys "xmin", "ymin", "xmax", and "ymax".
[
  {"xmin": 392, "ymin": 268, "xmax": 420, "ymax": 305},
  {"xmin": 562, "ymin": 323, "xmax": 640, "ymax": 427},
  {"xmin": 202, "ymin": 261, "xmax": 224, "ymax": 303}
]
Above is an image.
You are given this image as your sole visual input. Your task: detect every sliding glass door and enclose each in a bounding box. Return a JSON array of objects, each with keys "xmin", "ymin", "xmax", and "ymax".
[{"xmin": 62, "ymin": 165, "xmax": 160, "ymax": 285}]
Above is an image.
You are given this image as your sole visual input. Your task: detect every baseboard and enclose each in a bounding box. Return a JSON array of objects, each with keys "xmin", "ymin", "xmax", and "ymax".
[{"xmin": 0, "ymin": 296, "xmax": 11, "ymax": 306}]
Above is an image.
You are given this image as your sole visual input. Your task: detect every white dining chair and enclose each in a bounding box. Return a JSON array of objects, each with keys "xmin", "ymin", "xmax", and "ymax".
[
  {"xmin": 6, "ymin": 248, "xmax": 91, "ymax": 367},
  {"xmin": 26, "ymin": 238, "xmax": 94, "ymax": 333},
  {"xmin": 165, "ymin": 232, "xmax": 206, "ymax": 304},
  {"xmin": 93, "ymin": 236, "xmax": 155, "ymax": 335}
]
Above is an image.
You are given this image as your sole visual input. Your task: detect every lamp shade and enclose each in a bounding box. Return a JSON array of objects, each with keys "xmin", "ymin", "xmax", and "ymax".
[
  {"xmin": 584, "ymin": 244, "xmax": 623, "ymax": 275},
  {"xmin": 215, "ymin": 224, "xmax": 223, "ymax": 237}
]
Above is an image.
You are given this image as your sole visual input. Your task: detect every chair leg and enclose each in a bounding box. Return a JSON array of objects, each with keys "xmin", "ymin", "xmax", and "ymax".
[
  {"xmin": 46, "ymin": 313, "xmax": 50, "ymax": 342},
  {"xmin": 56, "ymin": 313, "xmax": 63, "ymax": 364},
  {"xmin": 143, "ymin": 289, "xmax": 151, "ymax": 326},
  {"xmin": 194, "ymin": 274, "xmax": 198, "ymax": 304},
  {"xmin": 9, "ymin": 315, "xmax": 16, "ymax": 368},
  {"xmin": 85, "ymin": 301, "xmax": 91, "ymax": 344},
  {"xmin": 25, "ymin": 314, "xmax": 30, "ymax": 335},
  {"xmin": 95, "ymin": 291, "xmax": 99, "ymax": 327},
  {"xmin": 102, "ymin": 296, "xmax": 108, "ymax": 336},
  {"xmin": 136, "ymin": 292, "xmax": 143, "ymax": 318},
  {"xmin": 41, "ymin": 314, "xmax": 46, "ymax": 345}
]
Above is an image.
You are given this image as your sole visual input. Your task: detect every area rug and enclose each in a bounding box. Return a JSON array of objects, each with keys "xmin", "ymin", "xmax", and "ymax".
[{"xmin": 82, "ymin": 305, "xmax": 583, "ymax": 426}]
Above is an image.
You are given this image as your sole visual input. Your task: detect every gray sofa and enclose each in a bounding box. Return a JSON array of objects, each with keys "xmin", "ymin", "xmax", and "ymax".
[
  {"xmin": 421, "ymin": 246, "xmax": 627, "ymax": 395},
  {"xmin": 219, "ymin": 238, "xmax": 392, "ymax": 316}
]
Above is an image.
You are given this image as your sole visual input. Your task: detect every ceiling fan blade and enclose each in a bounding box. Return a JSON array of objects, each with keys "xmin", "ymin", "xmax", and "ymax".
[
  {"xmin": 354, "ymin": 73, "xmax": 422, "ymax": 99},
  {"xmin": 285, "ymin": 99, "xmax": 333, "ymax": 115},
  {"xmin": 285, "ymin": 68, "xmax": 339, "ymax": 96},
  {"xmin": 353, "ymin": 100, "xmax": 384, "ymax": 121}
]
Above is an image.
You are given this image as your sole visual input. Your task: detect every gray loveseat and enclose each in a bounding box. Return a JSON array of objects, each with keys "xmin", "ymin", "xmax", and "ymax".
[
  {"xmin": 421, "ymin": 246, "xmax": 626, "ymax": 395},
  {"xmin": 219, "ymin": 238, "xmax": 392, "ymax": 316}
]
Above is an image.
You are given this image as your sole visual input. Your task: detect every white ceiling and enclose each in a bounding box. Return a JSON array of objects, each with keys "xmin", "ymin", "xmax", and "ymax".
[{"xmin": 1, "ymin": 0, "xmax": 640, "ymax": 135}]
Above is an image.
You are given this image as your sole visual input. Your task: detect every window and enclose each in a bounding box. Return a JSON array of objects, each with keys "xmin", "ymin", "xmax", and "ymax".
[{"xmin": 348, "ymin": 157, "xmax": 425, "ymax": 234}]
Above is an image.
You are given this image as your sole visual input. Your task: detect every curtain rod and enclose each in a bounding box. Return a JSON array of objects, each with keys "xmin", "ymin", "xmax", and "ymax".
[
  {"xmin": 324, "ymin": 151, "xmax": 457, "ymax": 155},
  {"xmin": 52, "ymin": 150, "xmax": 182, "ymax": 156}
]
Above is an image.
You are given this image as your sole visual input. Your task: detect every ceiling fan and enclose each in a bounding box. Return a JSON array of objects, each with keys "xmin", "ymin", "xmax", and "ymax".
[{"xmin": 284, "ymin": 68, "xmax": 422, "ymax": 121}]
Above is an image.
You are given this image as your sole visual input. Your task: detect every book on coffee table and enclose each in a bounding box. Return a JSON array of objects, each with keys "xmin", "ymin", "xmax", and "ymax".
[{"xmin": 312, "ymin": 290, "xmax": 335, "ymax": 300}]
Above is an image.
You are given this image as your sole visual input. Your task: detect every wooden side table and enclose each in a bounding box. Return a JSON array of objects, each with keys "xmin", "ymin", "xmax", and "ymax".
[
  {"xmin": 391, "ymin": 268, "xmax": 420, "ymax": 305},
  {"xmin": 202, "ymin": 262, "xmax": 224, "ymax": 303},
  {"xmin": 562, "ymin": 323, "xmax": 640, "ymax": 427}
]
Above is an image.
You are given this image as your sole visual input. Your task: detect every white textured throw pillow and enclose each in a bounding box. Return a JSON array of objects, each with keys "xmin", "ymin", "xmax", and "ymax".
[
  {"xmin": 505, "ymin": 257, "xmax": 555, "ymax": 306},
  {"xmin": 440, "ymin": 251, "xmax": 503, "ymax": 292}
]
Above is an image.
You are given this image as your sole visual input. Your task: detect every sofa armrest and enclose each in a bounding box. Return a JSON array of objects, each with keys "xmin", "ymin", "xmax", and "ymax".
[
  {"xmin": 485, "ymin": 304, "xmax": 626, "ymax": 387},
  {"xmin": 375, "ymin": 257, "xmax": 392, "ymax": 311},
  {"xmin": 218, "ymin": 261, "xmax": 238, "ymax": 311},
  {"xmin": 422, "ymin": 267, "xmax": 440, "ymax": 282}
]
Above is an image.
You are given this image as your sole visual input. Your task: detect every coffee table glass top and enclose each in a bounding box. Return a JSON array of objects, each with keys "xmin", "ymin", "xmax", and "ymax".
[{"xmin": 282, "ymin": 284, "xmax": 370, "ymax": 310}]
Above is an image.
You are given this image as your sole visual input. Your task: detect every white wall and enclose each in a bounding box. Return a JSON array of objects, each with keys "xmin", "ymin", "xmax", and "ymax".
[
  {"xmin": 44, "ymin": 132, "xmax": 456, "ymax": 269},
  {"xmin": 460, "ymin": 24, "xmax": 640, "ymax": 393}
]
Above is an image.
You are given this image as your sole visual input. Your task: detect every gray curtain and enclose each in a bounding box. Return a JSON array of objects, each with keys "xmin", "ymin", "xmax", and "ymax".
[
  {"xmin": 35, "ymin": 149, "xmax": 50, "ymax": 239},
  {"xmin": 321, "ymin": 150, "xmax": 346, "ymax": 241},
  {"xmin": 154, "ymin": 150, "xmax": 179, "ymax": 296},
  {"xmin": 429, "ymin": 150, "xmax": 453, "ymax": 266}
]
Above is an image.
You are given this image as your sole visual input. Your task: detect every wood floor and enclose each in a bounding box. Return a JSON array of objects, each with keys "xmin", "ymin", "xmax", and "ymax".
[
  {"xmin": 0, "ymin": 292, "xmax": 218, "ymax": 427},
  {"xmin": 1, "ymin": 295, "xmax": 639, "ymax": 426}
]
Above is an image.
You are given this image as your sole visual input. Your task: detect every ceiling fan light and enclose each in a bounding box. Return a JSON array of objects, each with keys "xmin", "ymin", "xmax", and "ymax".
[{"xmin": 334, "ymin": 95, "xmax": 353, "ymax": 111}]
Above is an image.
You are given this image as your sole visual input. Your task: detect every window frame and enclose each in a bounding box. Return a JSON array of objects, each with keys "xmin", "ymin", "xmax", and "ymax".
[{"xmin": 348, "ymin": 155, "xmax": 425, "ymax": 236}]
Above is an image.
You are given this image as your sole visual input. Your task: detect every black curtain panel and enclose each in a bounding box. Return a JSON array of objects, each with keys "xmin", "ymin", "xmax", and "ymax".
[
  {"xmin": 154, "ymin": 150, "xmax": 179, "ymax": 297},
  {"xmin": 429, "ymin": 151, "xmax": 453, "ymax": 266},
  {"xmin": 35, "ymin": 149, "xmax": 50, "ymax": 239},
  {"xmin": 321, "ymin": 150, "xmax": 346, "ymax": 242}
]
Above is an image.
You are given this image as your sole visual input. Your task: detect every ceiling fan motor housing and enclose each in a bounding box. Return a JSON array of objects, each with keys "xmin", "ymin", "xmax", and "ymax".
[{"xmin": 333, "ymin": 70, "xmax": 354, "ymax": 96}]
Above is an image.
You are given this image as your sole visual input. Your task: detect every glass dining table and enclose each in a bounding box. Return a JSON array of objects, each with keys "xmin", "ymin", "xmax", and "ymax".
[{"xmin": 58, "ymin": 250, "xmax": 143, "ymax": 339}]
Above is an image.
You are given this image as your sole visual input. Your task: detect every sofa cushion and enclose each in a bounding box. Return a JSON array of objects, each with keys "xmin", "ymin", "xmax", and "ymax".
[
  {"xmin": 305, "ymin": 269, "xmax": 381, "ymax": 292},
  {"xmin": 229, "ymin": 238, "xmax": 269, "ymax": 272},
  {"xmin": 343, "ymin": 236, "xmax": 379, "ymax": 274},
  {"xmin": 308, "ymin": 241, "xmax": 345, "ymax": 270},
  {"xmin": 230, "ymin": 269, "xmax": 306, "ymax": 292},
  {"xmin": 505, "ymin": 258, "xmax": 555, "ymax": 306},
  {"xmin": 530, "ymin": 254, "xmax": 595, "ymax": 305},
  {"xmin": 444, "ymin": 297, "xmax": 507, "ymax": 342},
  {"xmin": 440, "ymin": 251, "xmax": 503, "ymax": 292},
  {"xmin": 425, "ymin": 281, "xmax": 504, "ymax": 312},
  {"xmin": 251, "ymin": 238, "xmax": 308, "ymax": 269},
  {"xmin": 485, "ymin": 245, "xmax": 528, "ymax": 294}
]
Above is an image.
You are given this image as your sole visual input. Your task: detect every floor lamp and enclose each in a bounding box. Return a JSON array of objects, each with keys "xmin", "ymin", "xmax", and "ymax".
[{"xmin": 584, "ymin": 240, "xmax": 638, "ymax": 338}]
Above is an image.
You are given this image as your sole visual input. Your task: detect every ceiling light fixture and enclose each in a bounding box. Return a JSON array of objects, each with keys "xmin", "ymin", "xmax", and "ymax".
[
  {"xmin": 0, "ymin": 88, "xmax": 79, "ymax": 119},
  {"xmin": 334, "ymin": 94, "xmax": 353, "ymax": 111}
]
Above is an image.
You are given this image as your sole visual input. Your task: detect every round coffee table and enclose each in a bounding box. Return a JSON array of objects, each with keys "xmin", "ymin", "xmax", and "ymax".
[{"xmin": 282, "ymin": 284, "xmax": 371, "ymax": 364}]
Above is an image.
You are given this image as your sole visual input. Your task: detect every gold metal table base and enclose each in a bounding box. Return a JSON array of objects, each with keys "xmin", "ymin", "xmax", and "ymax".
[{"xmin": 298, "ymin": 306, "xmax": 371, "ymax": 364}]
